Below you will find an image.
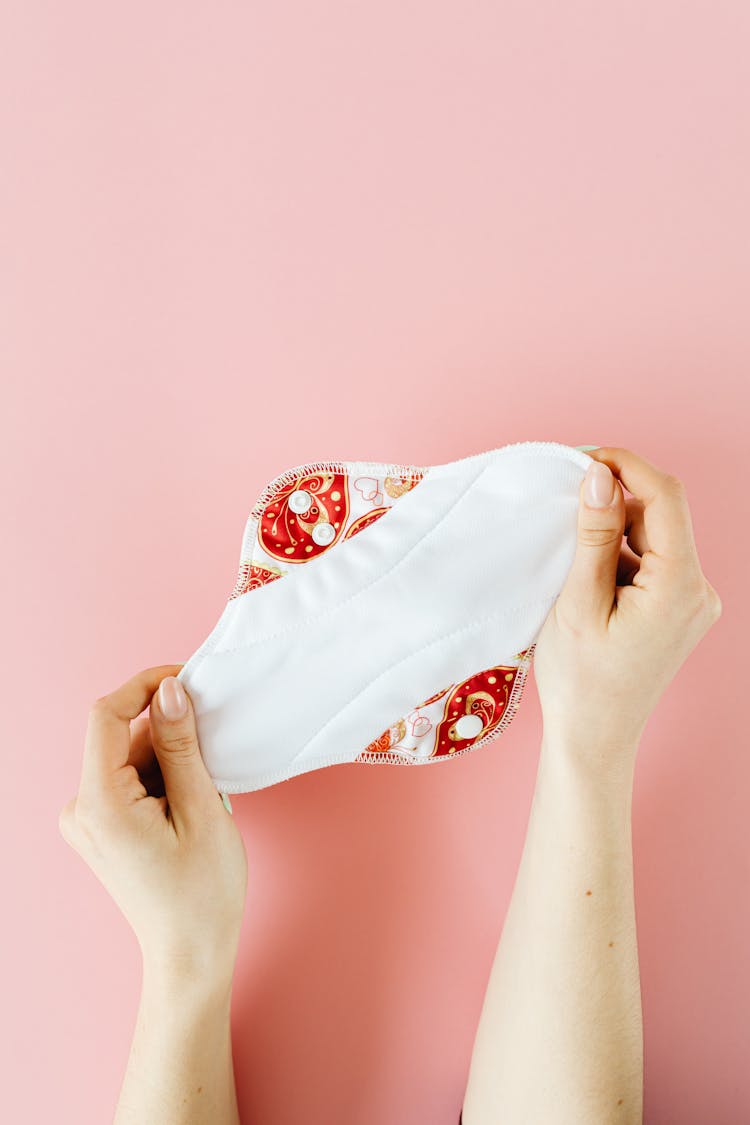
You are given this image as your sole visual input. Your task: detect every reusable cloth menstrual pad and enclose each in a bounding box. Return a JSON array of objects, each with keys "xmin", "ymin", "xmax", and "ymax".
[{"xmin": 177, "ymin": 441, "xmax": 597, "ymax": 794}]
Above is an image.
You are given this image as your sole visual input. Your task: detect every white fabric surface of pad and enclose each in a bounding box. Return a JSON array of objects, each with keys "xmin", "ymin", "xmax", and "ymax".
[{"xmin": 177, "ymin": 441, "xmax": 594, "ymax": 793}]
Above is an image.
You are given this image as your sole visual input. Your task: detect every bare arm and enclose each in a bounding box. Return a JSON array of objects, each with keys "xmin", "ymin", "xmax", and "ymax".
[
  {"xmin": 462, "ymin": 735, "xmax": 641, "ymax": 1123},
  {"xmin": 461, "ymin": 446, "xmax": 722, "ymax": 1125},
  {"xmin": 115, "ymin": 961, "xmax": 240, "ymax": 1125},
  {"xmin": 59, "ymin": 667, "xmax": 247, "ymax": 1125}
]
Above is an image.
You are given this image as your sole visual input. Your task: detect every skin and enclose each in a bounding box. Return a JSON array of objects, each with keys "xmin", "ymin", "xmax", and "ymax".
[
  {"xmin": 460, "ymin": 447, "xmax": 722, "ymax": 1125},
  {"xmin": 58, "ymin": 667, "xmax": 247, "ymax": 1124},
  {"xmin": 58, "ymin": 446, "xmax": 722, "ymax": 1125}
]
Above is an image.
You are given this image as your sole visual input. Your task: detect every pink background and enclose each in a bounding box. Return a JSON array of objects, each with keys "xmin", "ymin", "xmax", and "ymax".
[{"xmin": 3, "ymin": 2, "xmax": 748, "ymax": 1122}]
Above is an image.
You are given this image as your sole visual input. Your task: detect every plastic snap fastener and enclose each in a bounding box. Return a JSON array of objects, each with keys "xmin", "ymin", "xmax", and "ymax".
[
  {"xmin": 455, "ymin": 713, "xmax": 484, "ymax": 739},
  {"xmin": 311, "ymin": 522, "xmax": 336, "ymax": 546},
  {"xmin": 288, "ymin": 490, "xmax": 312, "ymax": 514}
]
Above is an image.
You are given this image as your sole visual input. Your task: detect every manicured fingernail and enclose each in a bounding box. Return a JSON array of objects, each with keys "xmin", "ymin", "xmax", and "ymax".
[
  {"xmin": 158, "ymin": 676, "xmax": 187, "ymax": 720},
  {"xmin": 584, "ymin": 462, "xmax": 615, "ymax": 507}
]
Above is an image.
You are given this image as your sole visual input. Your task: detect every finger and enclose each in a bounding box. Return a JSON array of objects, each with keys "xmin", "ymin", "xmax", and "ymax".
[
  {"xmin": 128, "ymin": 715, "xmax": 166, "ymax": 797},
  {"xmin": 131, "ymin": 729, "xmax": 168, "ymax": 801},
  {"xmin": 587, "ymin": 447, "xmax": 697, "ymax": 562},
  {"xmin": 556, "ymin": 460, "xmax": 625, "ymax": 627},
  {"xmin": 616, "ymin": 543, "xmax": 642, "ymax": 588},
  {"xmin": 80, "ymin": 664, "xmax": 184, "ymax": 803},
  {"xmin": 624, "ymin": 497, "xmax": 648, "ymax": 557},
  {"xmin": 128, "ymin": 712, "xmax": 156, "ymax": 774},
  {"xmin": 149, "ymin": 675, "xmax": 218, "ymax": 833}
]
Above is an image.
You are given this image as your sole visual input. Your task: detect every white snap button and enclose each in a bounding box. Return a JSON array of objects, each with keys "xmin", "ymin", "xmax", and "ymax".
[
  {"xmin": 455, "ymin": 714, "xmax": 484, "ymax": 739},
  {"xmin": 288, "ymin": 490, "xmax": 312, "ymax": 514},
  {"xmin": 311, "ymin": 522, "xmax": 335, "ymax": 546}
]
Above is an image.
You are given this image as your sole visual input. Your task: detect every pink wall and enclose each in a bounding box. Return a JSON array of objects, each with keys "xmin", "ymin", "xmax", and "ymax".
[{"xmin": 3, "ymin": 2, "xmax": 748, "ymax": 1122}]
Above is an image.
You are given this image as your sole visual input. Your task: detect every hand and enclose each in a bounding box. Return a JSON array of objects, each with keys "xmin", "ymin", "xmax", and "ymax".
[
  {"xmin": 59, "ymin": 666, "xmax": 248, "ymax": 984},
  {"xmin": 533, "ymin": 447, "xmax": 722, "ymax": 766}
]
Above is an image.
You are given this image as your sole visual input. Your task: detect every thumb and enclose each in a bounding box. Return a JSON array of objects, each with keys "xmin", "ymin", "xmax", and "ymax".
[
  {"xmin": 557, "ymin": 459, "xmax": 625, "ymax": 627},
  {"xmin": 150, "ymin": 675, "xmax": 217, "ymax": 823}
]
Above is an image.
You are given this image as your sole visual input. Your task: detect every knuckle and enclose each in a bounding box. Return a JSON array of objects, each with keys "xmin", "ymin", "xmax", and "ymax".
[
  {"xmin": 74, "ymin": 796, "xmax": 107, "ymax": 836},
  {"xmin": 159, "ymin": 730, "xmax": 196, "ymax": 758},
  {"xmin": 704, "ymin": 581, "xmax": 723, "ymax": 621},
  {"xmin": 58, "ymin": 799, "xmax": 75, "ymax": 841},
  {"xmin": 663, "ymin": 473, "xmax": 685, "ymax": 496},
  {"xmin": 682, "ymin": 577, "xmax": 722, "ymax": 626},
  {"xmin": 553, "ymin": 605, "xmax": 585, "ymax": 641},
  {"xmin": 89, "ymin": 695, "xmax": 111, "ymax": 718},
  {"xmin": 579, "ymin": 526, "xmax": 622, "ymax": 549},
  {"xmin": 58, "ymin": 797, "xmax": 99, "ymax": 854}
]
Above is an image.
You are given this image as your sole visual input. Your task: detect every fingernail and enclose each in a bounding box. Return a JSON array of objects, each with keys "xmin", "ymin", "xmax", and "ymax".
[
  {"xmin": 584, "ymin": 462, "xmax": 615, "ymax": 507},
  {"xmin": 158, "ymin": 676, "xmax": 187, "ymax": 720}
]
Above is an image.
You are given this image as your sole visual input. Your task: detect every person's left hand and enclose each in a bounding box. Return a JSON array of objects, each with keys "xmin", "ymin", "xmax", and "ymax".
[{"xmin": 58, "ymin": 665, "xmax": 248, "ymax": 983}]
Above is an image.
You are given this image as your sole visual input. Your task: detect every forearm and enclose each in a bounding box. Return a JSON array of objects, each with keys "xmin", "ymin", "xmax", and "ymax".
[
  {"xmin": 462, "ymin": 734, "xmax": 643, "ymax": 1125},
  {"xmin": 114, "ymin": 960, "xmax": 240, "ymax": 1125}
]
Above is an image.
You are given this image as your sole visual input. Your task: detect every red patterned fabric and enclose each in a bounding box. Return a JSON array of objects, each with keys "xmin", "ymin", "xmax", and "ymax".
[{"xmin": 229, "ymin": 461, "xmax": 532, "ymax": 771}]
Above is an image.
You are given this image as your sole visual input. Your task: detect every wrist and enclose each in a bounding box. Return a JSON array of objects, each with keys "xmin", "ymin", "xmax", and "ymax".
[
  {"xmin": 539, "ymin": 727, "xmax": 640, "ymax": 794},
  {"xmin": 140, "ymin": 962, "xmax": 235, "ymax": 1015},
  {"xmin": 140, "ymin": 942, "xmax": 238, "ymax": 1004}
]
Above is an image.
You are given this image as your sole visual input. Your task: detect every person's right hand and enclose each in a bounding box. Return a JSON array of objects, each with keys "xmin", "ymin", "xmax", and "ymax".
[{"xmin": 533, "ymin": 446, "xmax": 722, "ymax": 766}]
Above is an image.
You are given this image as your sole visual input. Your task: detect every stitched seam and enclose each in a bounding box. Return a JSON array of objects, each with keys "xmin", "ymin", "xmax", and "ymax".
[
  {"xmin": 209, "ymin": 460, "xmax": 491, "ymax": 652},
  {"xmin": 247, "ymin": 460, "xmax": 429, "ymax": 522},
  {"xmin": 356, "ymin": 642, "xmax": 535, "ymax": 765},
  {"xmin": 284, "ymin": 592, "xmax": 555, "ymax": 769},
  {"xmin": 209, "ymin": 645, "xmax": 536, "ymax": 794},
  {"xmin": 179, "ymin": 442, "xmax": 592, "ymax": 680},
  {"xmin": 243, "ymin": 440, "xmax": 591, "ymax": 522},
  {"xmin": 227, "ymin": 463, "xmax": 430, "ymax": 601}
]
